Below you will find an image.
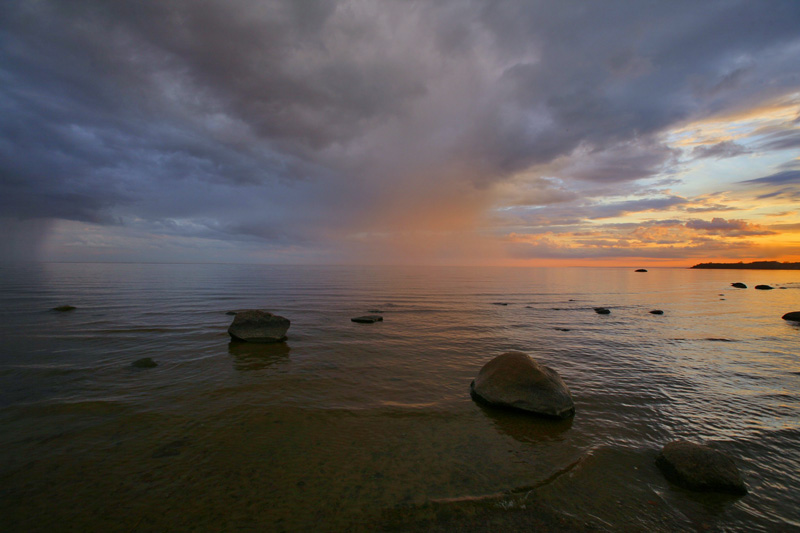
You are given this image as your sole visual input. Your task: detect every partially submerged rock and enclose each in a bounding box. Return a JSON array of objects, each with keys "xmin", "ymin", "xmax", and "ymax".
[
  {"xmin": 754, "ymin": 284, "xmax": 773, "ymax": 290},
  {"xmin": 351, "ymin": 315, "xmax": 383, "ymax": 324},
  {"xmin": 228, "ymin": 310, "xmax": 290, "ymax": 343},
  {"xmin": 650, "ymin": 310, "xmax": 664, "ymax": 315},
  {"xmin": 52, "ymin": 305, "xmax": 76, "ymax": 312},
  {"xmin": 594, "ymin": 307, "xmax": 611, "ymax": 315},
  {"xmin": 635, "ymin": 268, "xmax": 648, "ymax": 272},
  {"xmin": 782, "ymin": 311, "xmax": 800, "ymax": 322},
  {"xmin": 656, "ymin": 440, "xmax": 747, "ymax": 495},
  {"xmin": 132, "ymin": 357, "xmax": 158, "ymax": 368},
  {"xmin": 470, "ymin": 352, "xmax": 575, "ymax": 419},
  {"xmin": 731, "ymin": 282, "xmax": 747, "ymax": 289}
]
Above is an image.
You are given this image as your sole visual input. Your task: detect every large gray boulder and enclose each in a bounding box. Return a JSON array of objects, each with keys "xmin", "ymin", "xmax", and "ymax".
[
  {"xmin": 228, "ymin": 310, "xmax": 290, "ymax": 343},
  {"xmin": 656, "ymin": 440, "xmax": 747, "ymax": 495},
  {"xmin": 470, "ymin": 352, "xmax": 575, "ymax": 419}
]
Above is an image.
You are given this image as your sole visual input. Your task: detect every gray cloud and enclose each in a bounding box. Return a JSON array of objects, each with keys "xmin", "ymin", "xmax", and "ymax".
[
  {"xmin": 587, "ymin": 196, "xmax": 687, "ymax": 219},
  {"xmin": 741, "ymin": 170, "xmax": 800, "ymax": 186},
  {"xmin": 685, "ymin": 217, "xmax": 775, "ymax": 236},
  {"xmin": 505, "ymin": 237, "xmax": 754, "ymax": 260},
  {"xmin": 691, "ymin": 141, "xmax": 751, "ymax": 159},
  {"xmin": 2, "ymin": 0, "xmax": 800, "ymax": 261}
]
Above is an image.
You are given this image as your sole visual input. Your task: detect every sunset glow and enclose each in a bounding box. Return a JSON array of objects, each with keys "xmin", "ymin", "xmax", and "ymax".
[{"xmin": 1, "ymin": 1, "xmax": 799, "ymax": 265}]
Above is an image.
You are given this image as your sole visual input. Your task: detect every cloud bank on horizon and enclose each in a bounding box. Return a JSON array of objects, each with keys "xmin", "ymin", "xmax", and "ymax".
[{"xmin": 1, "ymin": 0, "xmax": 799, "ymax": 264}]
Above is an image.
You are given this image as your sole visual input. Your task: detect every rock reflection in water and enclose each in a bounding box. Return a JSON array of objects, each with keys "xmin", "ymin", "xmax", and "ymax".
[
  {"xmin": 476, "ymin": 403, "xmax": 573, "ymax": 443},
  {"xmin": 227, "ymin": 341, "xmax": 291, "ymax": 371}
]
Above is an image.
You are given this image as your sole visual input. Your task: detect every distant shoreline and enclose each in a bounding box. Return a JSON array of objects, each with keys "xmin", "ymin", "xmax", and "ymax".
[{"xmin": 691, "ymin": 261, "xmax": 800, "ymax": 270}]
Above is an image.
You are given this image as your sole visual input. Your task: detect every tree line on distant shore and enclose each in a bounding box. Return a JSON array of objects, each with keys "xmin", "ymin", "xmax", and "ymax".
[{"xmin": 691, "ymin": 261, "xmax": 800, "ymax": 270}]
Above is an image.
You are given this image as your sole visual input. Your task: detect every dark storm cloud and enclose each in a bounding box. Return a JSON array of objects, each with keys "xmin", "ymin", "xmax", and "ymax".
[{"xmin": 2, "ymin": 0, "xmax": 800, "ymax": 260}]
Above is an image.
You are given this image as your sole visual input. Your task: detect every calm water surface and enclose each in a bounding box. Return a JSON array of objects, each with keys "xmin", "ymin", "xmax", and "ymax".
[{"xmin": 0, "ymin": 264, "xmax": 798, "ymax": 531}]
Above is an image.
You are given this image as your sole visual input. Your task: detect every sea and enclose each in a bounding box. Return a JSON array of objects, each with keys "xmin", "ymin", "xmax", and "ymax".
[{"xmin": 0, "ymin": 263, "xmax": 798, "ymax": 532}]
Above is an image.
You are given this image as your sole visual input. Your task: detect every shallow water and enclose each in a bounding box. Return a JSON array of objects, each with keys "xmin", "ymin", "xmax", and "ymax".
[{"xmin": 0, "ymin": 263, "xmax": 798, "ymax": 531}]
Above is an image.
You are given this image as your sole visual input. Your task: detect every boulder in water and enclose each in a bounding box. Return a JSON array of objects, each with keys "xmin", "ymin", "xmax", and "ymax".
[
  {"xmin": 656, "ymin": 440, "xmax": 747, "ymax": 495},
  {"xmin": 351, "ymin": 315, "xmax": 383, "ymax": 323},
  {"xmin": 594, "ymin": 307, "xmax": 611, "ymax": 315},
  {"xmin": 228, "ymin": 310, "xmax": 290, "ymax": 343},
  {"xmin": 132, "ymin": 357, "xmax": 158, "ymax": 368},
  {"xmin": 782, "ymin": 311, "xmax": 800, "ymax": 322},
  {"xmin": 731, "ymin": 282, "xmax": 747, "ymax": 289},
  {"xmin": 754, "ymin": 285, "xmax": 773, "ymax": 290},
  {"xmin": 52, "ymin": 305, "xmax": 76, "ymax": 312},
  {"xmin": 650, "ymin": 310, "xmax": 664, "ymax": 315},
  {"xmin": 470, "ymin": 352, "xmax": 575, "ymax": 419},
  {"xmin": 635, "ymin": 268, "xmax": 648, "ymax": 272}
]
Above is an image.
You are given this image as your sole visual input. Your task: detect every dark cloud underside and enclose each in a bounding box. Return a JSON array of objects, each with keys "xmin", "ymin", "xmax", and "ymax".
[{"xmin": 1, "ymin": 0, "xmax": 800, "ymax": 261}]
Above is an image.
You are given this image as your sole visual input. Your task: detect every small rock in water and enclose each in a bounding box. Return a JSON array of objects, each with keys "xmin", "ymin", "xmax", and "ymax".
[
  {"xmin": 470, "ymin": 352, "xmax": 574, "ymax": 419},
  {"xmin": 52, "ymin": 305, "xmax": 76, "ymax": 312},
  {"xmin": 731, "ymin": 282, "xmax": 747, "ymax": 289},
  {"xmin": 152, "ymin": 438, "xmax": 190, "ymax": 458},
  {"xmin": 781, "ymin": 311, "xmax": 800, "ymax": 322},
  {"xmin": 228, "ymin": 310, "xmax": 290, "ymax": 343},
  {"xmin": 491, "ymin": 302, "xmax": 509, "ymax": 306},
  {"xmin": 650, "ymin": 310, "xmax": 664, "ymax": 315},
  {"xmin": 754, "ymin": 284, "xmax": 773, "ymax": 290},
  {"xmin": 351, "ymin": 315, "xmax": 383, "ymax": 324},
  {"xmin": 132, "ymin": 357, "xmax": 158, "ymax": 368},
  {"xmin": 367, "ymin": 309, "xmax": 384, "ymax": 314},
  {"xmin": 656, "ymin": 440, "xmax": 747, "ymax": 495},
  {"xmin": 594, "ymin": 307, "xmax": 611, "ymax": 315},
  {"xmin": 554, "ymin": 327, "xmax": 571, "ymax": 331},
  {"xmin": 635, "ymin": 268, "xmax": 648, "ymax": 272}
]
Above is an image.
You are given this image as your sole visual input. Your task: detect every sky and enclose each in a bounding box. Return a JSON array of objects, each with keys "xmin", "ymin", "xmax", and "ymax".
[{"xmin": 1, "ymin": 0, "xmax": 800, "ymax": 266}]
